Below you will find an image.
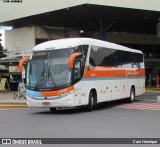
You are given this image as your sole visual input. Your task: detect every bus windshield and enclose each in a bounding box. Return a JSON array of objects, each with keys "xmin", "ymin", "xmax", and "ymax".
[{"xmin": 27, "ymin": 49, "xmax": 74, "ymax": 90}]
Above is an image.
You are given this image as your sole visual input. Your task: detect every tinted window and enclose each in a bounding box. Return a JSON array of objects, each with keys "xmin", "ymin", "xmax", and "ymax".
[
  {"xmin": 89, "ymin": 46, "xmax": 100, "ymax": 66},
  {"xmin": 49, "ymin": 49, "xmax": 74, "ymax": 58},
  {"xmin": 100, "ymin": 47, "xmax": 112, "ymax": 66},
  {"xmin": 134, "ymin": 53, "xmax": 144, "ymax": 68},
  {"xmin": 89, "ymin": 46, "xmax": 143, "ymax": 68},
  {"xmin": 75, "ymin": 45, "xmax": 89, "ymax": 65}
]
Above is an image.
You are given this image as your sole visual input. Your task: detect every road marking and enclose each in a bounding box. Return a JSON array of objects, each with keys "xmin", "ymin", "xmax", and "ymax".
[
  {"xmin": 115, "ymin": 102, "xmax": 160, "ymax": 111},
  {"xmin": 136, "ymin": 99, "xmax": 157, "ymax": 102}
]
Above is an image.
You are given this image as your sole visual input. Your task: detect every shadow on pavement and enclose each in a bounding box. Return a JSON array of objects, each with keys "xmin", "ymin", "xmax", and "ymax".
[{"xmin": 30, "ymin": 99, "xmax": 138, "ymax": 115}]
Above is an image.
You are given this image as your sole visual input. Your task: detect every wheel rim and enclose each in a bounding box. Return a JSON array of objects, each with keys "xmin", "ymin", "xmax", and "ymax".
[
  {"xmin": 91, "ymin": 95, "xmax": 94, "ymax": 106},
  {"xmin": 131, "ymin": 89, "xmax": 135, "ymax": 101}
]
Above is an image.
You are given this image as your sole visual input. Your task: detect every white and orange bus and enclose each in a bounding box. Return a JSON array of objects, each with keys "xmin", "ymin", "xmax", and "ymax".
[{"xmin": 20, "ymin": 38, "xmax": 145, "ymax": 111}]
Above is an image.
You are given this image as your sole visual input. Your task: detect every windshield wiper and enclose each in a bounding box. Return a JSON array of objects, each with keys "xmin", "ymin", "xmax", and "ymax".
[
  {"xmin": 35, "ymin": 62, "xmax": 47, "ymax": 88},
  {"xmin": 48, "ymin": 64, "xmax": 57, "ymax": 87}
]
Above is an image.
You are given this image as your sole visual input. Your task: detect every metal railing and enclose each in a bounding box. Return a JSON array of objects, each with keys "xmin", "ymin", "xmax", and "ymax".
[{"xmin": 6, "ymin": 50, "xmax": 30, "ymax": 59}]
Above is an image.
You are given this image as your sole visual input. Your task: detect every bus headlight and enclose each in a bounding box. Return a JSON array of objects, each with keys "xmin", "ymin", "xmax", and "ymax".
[{"xmin": 67, "ymin": 100, "xmax": 71, "ymax": 104}]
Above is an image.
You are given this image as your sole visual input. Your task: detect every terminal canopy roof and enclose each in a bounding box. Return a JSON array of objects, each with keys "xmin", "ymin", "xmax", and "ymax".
[{"xmin": 1, "ymin": 4, "xmax": 160, "ymax": 34}]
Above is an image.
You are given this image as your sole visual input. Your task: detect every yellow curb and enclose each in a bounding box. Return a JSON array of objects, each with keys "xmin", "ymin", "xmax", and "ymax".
[
  {"xmin": 0, "ymin": 102, "xmax": 27, "ymax": 105},
  {"xmin": 0, "ymin": 105, "xmax": 28, "ymax": 109},
  {"xmin": 145, "ymin": 90, "xmax": 154, "ymax": 93},
  {"xmin": 151, "ymin": 88, "xmax": 160, "ymax": 90},
  {"xmin": 145, "ymin": 88, "xmax": 160, "ymax": 90}
]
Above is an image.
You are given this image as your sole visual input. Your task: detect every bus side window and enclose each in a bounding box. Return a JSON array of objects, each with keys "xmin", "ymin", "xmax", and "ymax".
[
  {"xmin": 73, "ymin": 58, "xmax": 84, "ymax": 83},
  {"xmin": 89, "ymin": 57, "xmax": 96, "ymax": 67},
  {"xmin": 89, "ymin": 46, "xmax": 100, "ymax": 68},
  {"xmin": 76, "ymin": 45, "xmax": 88, "ymax": 65}
]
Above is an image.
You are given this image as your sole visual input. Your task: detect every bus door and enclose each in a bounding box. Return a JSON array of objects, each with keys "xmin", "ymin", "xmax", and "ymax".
[
  {"xmin": 74, "ymin": 81, "xmax": 85, "ymax": 106},
  {"xmin": 72, "ymin": 56, "xmax": 86, "ymax": 106}
]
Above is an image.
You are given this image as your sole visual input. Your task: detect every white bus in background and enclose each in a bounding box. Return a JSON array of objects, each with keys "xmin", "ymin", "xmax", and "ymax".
[{"xmin": 19, "ymin": 38, "xmax": 145, "ymax": 111}]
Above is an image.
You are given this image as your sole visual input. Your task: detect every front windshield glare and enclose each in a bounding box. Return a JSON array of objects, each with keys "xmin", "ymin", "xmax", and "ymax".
[{"xmin": 28, "ymin": 49, "xmax": 74, "ymax": 89}]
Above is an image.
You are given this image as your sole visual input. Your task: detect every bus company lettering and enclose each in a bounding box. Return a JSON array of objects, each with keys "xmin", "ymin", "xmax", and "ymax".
[
  {"xmin": 90, "ymin": 73, "xmax": 96, "ymax": 77},
  {"xmin": 125, "ymin": 71, "xmax": 139, "ymax": 77},
  {"xmin": 57, "ymin": 88, "xmax": 68, "ymax": 95}
]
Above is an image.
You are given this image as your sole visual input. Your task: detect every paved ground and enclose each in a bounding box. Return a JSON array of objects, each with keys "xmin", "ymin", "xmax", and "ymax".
[
  {"xmin": 0, "ymin": 92, "xmax": 160, "ymax": 146},
  {"xmin": 0, "ymin": 93, "xmax": 160, "ymax": 138},
  {"xmin": 1, "ymin": 98, "xmax": 160, "ymax": 138}
]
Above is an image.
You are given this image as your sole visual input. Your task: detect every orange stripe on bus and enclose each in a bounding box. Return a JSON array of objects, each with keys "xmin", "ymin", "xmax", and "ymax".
[
  {"xmin": 40, "ymin": 86, "xmax": 74, "ymax": 97},
  {"xmin": 84, "ymin": 66, "xmax": 145, "ymax": 78}
]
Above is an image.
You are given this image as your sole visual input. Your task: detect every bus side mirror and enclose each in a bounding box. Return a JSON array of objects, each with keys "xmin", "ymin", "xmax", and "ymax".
[
  {"xmin": 68, "ymin": 52, "xmax": 82, "ymax": 69},
  {"xmin": 19, "ymin": 57, "xmax": 30, "ymax": 72}
]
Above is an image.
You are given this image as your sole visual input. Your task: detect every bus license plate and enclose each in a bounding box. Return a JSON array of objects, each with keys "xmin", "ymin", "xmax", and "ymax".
[{"xmin": 42, "ymin": 102, "xmax": 51, "ymax": 106}]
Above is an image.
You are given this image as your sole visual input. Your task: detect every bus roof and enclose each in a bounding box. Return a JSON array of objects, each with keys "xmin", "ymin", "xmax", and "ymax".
[{"xmin": 33, "ymin": 38, "xmax": 143, "ymax": 54}]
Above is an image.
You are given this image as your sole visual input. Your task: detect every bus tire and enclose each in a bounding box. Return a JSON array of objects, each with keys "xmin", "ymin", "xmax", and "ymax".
[
  {"xmin": 127, "ymin": 87, "xmax": 135, "ymax": 103},
  {"xmin": 50, "ymin": 108, "xmax": 56, "ymax": 112},
  {"xmin": 86, "ymin": 90, "xmax": 97, "ymax": 112}
]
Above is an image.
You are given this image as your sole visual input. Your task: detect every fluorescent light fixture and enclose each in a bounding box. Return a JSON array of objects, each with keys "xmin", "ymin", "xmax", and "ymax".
[{"xmin": 80, "ymin": 30, "xmax": 84, "ymax": 33}]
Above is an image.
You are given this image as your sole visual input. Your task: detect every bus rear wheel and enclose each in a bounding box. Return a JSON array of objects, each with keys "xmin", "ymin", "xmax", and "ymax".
[
  {"xmin": 127, "ymin": 87, "xmax": 135, "ymax": 103},
  {"xmin": 86, "ymin": 91, "xmax": 97, "ymax": 112}
]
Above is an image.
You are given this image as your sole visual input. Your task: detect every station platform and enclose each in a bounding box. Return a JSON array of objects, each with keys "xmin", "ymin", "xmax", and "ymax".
[{"xmin": 0, "ymin": 92, "xmax": 27, "ymax": 109}]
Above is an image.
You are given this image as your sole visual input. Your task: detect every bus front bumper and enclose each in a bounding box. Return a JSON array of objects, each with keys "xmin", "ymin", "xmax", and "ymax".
[{"xmin": 27, "ymin": 93, "xmax": 75, "ymax": 108}]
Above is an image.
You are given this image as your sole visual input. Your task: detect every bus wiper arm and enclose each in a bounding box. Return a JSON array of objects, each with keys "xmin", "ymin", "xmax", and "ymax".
[
  {"xmin": 48, "ymin": 64, "xmax": 57, "ymax": 87},
  {"xmin": 35, "ymin": 63, "xmax": 47, "ymax": 88}
]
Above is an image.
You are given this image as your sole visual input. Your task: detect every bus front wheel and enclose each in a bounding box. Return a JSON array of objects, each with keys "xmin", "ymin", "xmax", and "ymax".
[
  {"xmin": 86, "ymin": 91, "xmax": 97, "ymax": 112},
  {"xmin": 50, "ymin": 108, "xmax": 56, "ymax": 112}
]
